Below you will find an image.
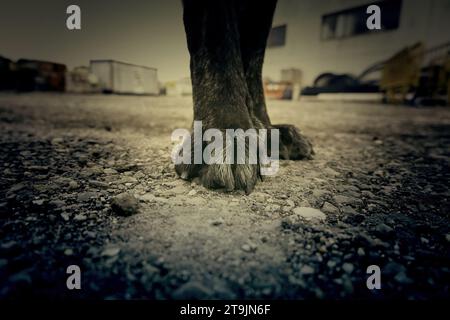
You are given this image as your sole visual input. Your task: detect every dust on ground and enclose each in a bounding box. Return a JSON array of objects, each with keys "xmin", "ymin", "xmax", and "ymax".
[{"xmin": 0, "ymin": 93, "xmax": 449, "ymax": 299}]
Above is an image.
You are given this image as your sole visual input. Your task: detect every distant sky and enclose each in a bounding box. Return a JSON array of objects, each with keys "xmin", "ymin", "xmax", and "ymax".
[{"xmin": 0, "ymin": 0, "xmax": 188, "ymax": 82}]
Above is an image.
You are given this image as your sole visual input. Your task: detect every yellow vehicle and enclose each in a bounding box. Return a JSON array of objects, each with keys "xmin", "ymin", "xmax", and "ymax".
[{"xmin": 381, "ymin": 42, "xmax": 450, "ymax": 105}]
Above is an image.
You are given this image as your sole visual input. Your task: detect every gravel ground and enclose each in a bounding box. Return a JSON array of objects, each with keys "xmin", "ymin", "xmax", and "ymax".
[{"xmin": 0, "ymin": 93, "xmax": 449, "ymax": 299}]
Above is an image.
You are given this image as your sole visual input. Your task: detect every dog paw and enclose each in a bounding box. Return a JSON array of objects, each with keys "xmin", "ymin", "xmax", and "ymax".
[
  {"xmin": 174, "ymin": 129, "xmax": 261, "ymax": 194},
  {"xmin": 273, "ymin": 124, "xmax": 314, "ymax": 160}
]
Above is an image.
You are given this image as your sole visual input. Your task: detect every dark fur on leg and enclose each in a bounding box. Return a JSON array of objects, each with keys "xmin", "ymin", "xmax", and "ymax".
[{"xmin": 179, "ymin": 0, "xmax": 313, "ymax": 193}]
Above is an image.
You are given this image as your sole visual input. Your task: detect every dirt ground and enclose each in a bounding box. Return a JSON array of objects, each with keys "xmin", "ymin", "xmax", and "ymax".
[{"xmin": 0, "ymin": 93, "xmax": 449, "ymax": 299}]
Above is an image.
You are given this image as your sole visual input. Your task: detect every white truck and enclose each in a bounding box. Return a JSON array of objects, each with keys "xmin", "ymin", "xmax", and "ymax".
[{"xmin": 90, "ymin": 60, "xmax": 159, "ymax": 95}]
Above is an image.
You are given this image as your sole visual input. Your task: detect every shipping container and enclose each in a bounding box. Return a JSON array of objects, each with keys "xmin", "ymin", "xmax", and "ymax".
[
  {"xmin": 90, "ymin": 60, "xmax": 158, "ymax": 95},
  {"xmin": 16, "ymin": 59, "xmax": 66, "ymax": 92},
  {"xmin": 0, "ymin": 56, "xmax": 16, "ymax": 91}
]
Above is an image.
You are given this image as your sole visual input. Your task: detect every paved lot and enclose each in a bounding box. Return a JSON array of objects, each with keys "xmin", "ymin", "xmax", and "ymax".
[{"xmin": 0, "ymin": 93, "xmax": 449, "ymax": 299}]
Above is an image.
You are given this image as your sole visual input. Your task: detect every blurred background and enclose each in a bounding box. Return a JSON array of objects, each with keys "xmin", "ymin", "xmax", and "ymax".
[
  {"xmin": 1, "ymin": 0, "xmax": 450, "ymax": 300},
  {"xmin": 1, "ymin": 0, "xmax": 449, "ymax": 106}
]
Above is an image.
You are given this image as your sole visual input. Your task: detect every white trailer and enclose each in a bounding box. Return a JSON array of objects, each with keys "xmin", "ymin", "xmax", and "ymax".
[{"xmin": 90, "ymin": 60, "xmax": 158, "ymax": 95}]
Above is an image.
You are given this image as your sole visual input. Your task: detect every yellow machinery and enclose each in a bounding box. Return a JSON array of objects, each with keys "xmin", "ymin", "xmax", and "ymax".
[
  {"xmin": 381, "ymin": 42, "xmax": 450, "ymax": 105},
  {"xmin": 380, "ymin": 42, "xmax": 424, "ymax": 104}
]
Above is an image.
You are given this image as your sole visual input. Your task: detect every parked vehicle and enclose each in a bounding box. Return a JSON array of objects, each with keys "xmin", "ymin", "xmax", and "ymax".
[
  {"xmin": 301, "ymin": 73, "xmax": 379, "ymax": 96},
  {"xmin": 264, "ymin": 80, "xmax": 294, "ymax": 100}
]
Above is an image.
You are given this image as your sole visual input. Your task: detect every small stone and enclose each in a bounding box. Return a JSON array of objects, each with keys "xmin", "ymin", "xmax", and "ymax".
[
  {"xmin": 26, "ymin": 165, "xmax": 49, "ymax": 172},
  {"xmin": 0, "ymin": 241, "xmax": 21, "ymax": 257},
  {"xmin": 241, "ymin": 242, "xmax": 257, "ymax": 252},
  {"xmin": 115, "ymin": 164, "xmax": 138, "ymax": 173},
  {"xmin": 333, "ymin": 195, "xmax": 355, "ymax": 205},
  {"xmin": 104, "ymin": 168, "xmax": 118, "ymax": 175},
  {"xmin": 342, "ymin": 262, "xmax": 354, "ymax": 274},
  {"xmin": 322, "ymin": 202, "xmax": 339, "ymax": 214},
  {"xmin": 286, "ymin": 199, "xmax": 295, "ymax": 207},
  {"xmin": 185, "ymin": 197, "xmax": 207, "ymax": 206},
  {"xmin": 0, "ymin": 202, "xmax": 8, "ymax": 212},
  {"xmin": 281, "ymin": 216, "xmax": 300, "ymax": 229},
  {"xmin": 324, "ymin": 167, "xmax": 340, "ymax": 177},
  {"xmin": 169, "ymin": 185, "xmax": 188, "ymax": 195},
  {"xmin": 313, "ymin": 189, "xmax": 330, "ymax": 199},
  {"xmin": 8, "ymin": 272, "xmax": 32, "ymax": 286},
  {"xmin": 250, "ymin": 192, "xmax": 268, "ymax": 201},
  {"xmin": 394, "ymin": 272, "xmax": 413, "ymax": 284},
  {"xmin": 327, "ymin": 260, "xmax": 337, "ymax": 269},
  {"xmin": 394, "ymin": 243, "xmax": 401, "ymax": 255},
  {"xmin": 74, "ymin": 213, "xmax": 87, "ymax": 221},
  {"xmin": 85, "ymin": 231, "xmax": 96, "ymax": 238},
  {"xmin": 32, "ymin": 199, "xmax": 45, "ymax": 206},
  {"xmin": 75, "ymin": 154, "xmax": 88, "ymax": 165},
  {"xmin": 265, "ymin": 204, "xmax": 281, "ymax": 212},
  {"xmin": 51, "ymin": 137, "xmax": 64, "ymax": 144},
  {"xmin": 300, "ymin": 265, "xmax": 315, "ymax": 275},
  {"xmin": 89, "ymin": 180, "xmax": 109, "ymax": 188},
  {"xmin": 361, "ymin": 190, "xmax": 375, "ymax": 198},
  {"xmin": 341, "ymin": 206, "xmax": 358, "ymax": 215},
  {"xmin": 210, "ymin": 218, "xmax": 224, "ymax": 226},
  {"xmin": 341, "ymin": 276, "xmax": 354, "ymax": 294},
  {"xmin": 8, "ymin": 183, "xmax": 26, "ymax": 193},
  {"xmin": 187, "ymin": 189, "xmax": 197, "ymax": 196},
  {"xmin": 1, "ymin": 241, "xmax": 18, "ymax": 251},
  {"xmin": 77, "ymin": 192, "xmax": 98, "ymax": 202},
  {"xmin": 374, "ymin": 138, "xmax": 383, "ymax": 145},
  {"xmin": 172, "ymin": 281, "xmax": 213, "ymax": 299},
  {"xmin": 60, "ymin": 212, "xmax": 70, "ymax": 221},
  {"xmin": 49, "ymin": 200, "xmax": 65, "ymax": 208},
  {"xmin": 384, "ymin": 261, "xmax": 406, "ymax": 276},
  {"xmin": 292, "ymin": 207, "xmax": 326, "ymax": 222},
  {"xmin": 346, "ymin": 213, "xmax": 365, "ymax": 224},
  {"xmin": 68, "ymin": 180, "xmax": 79, "ymax": 189},
  {"xmin": 64, "ymin": 248, "xmax": 74, "ymax": 256},
  {"xmin": 0, "ymin": 259, "xmax": 8, "ymax": 269},
  {"xmin": 374, "ymin": 223, "xmax": 394, "ymax": 238},
  {"xmin": 357, "ymin": 248, "xmax": 365, "ymax": 256},
  {"xmin": 101, "ymin": 247, "xmax": 120, "ymax": 257},
  {"xmin": 33, "ymin": 184, "xmax": 51, "ymax": 193},
  {"xmin": 446, "ymin": 234, "xmax": 450, "ymax": 243},
  {"xmin": 111, "ymin": 193, "xmax": 139, "ymax": 216},
  {"xmin": 139, "ymin": 193, "xmax": 157, "ymax": 202}
]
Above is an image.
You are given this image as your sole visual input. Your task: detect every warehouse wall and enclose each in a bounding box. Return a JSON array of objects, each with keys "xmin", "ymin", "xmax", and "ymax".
[{"xmin": 264, "ymin": 0, "xmax": 450, "ymax": 86}]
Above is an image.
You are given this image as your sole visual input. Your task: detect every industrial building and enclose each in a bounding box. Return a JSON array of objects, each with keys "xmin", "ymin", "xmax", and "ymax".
[{"xmin": 264, "ymin": 0, "xmax": 450, "ymax": 87}]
